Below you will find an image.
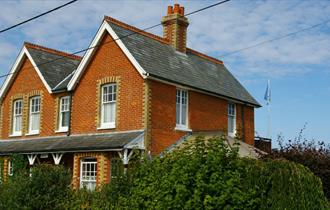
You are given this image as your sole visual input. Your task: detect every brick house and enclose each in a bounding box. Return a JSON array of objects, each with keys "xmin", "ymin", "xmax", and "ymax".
[{"xmin": 0, "ymin": 4, "xmax": 260, "ymax": 189}]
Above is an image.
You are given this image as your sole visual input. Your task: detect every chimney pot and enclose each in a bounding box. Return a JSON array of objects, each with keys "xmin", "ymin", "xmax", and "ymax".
[
  {"xmin": 179, "ymin": 7, "xmax": 184, "ymax": 16},
  {"xmin": 162, "ymin": 4, "xmax": 189, "ymax": 53},
  {"xmin": 174, "ymin": 4, "xmax": 180, "ymax": 14},
  {"xmin": 167, "ymin": 6, "xmax": 173, "ymax": 15}
]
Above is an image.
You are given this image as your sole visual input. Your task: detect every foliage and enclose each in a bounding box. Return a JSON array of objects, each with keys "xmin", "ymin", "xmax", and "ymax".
[
  {"xmin": 0, "ymin": 164, "xmax": 71, "ymax": 210},
  {"xmin": 10, "ymin": 154, "xmax": 29, "ymax": 177},
  {"xmin": 119, "ymin": 136, "xmax": 328, "ymax": 210},
  {"xmin": 0, "ymin": 157, "xmax": 4, "ymax": 183},
  {"xmin": 265, "ymin": 125, "xmax": 330, "ymax": 200},
  {"xmin": 243, "ymin": 158, "xmax": 328, "ymax": 209},
  {"xmin": 0, "ymin": 136, "xmax": 328, "ymax": 209}
]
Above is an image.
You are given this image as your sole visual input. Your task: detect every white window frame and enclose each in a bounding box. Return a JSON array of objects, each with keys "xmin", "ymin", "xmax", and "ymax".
[
  {"xmin": 80, "ymin": 158, "xmax": 97, "ymax": 191},
  {"xmin": 99, "ymin": 83, "xmax": 116, "ymax": 129},
  {"xmin": 57, "ymin": 96, "xmax": 70, "ymax": 132},
  {"xmin": 228, "ymin": 103, "xmax": 236, "ymax": 137},
  {"xmin": 175, "ymin": 89, "xmax": 189, "ymax": 131},
  {"xmin": 8, "ymin": 160, "xmax": 13, "ymax": 176},
  {"xmin": 12, "ymin": 99, "xmax": 23, "ymax": 136},
  {"xmin": 28, "ymin": 96, "xmax": 41, "ymax": 135}
]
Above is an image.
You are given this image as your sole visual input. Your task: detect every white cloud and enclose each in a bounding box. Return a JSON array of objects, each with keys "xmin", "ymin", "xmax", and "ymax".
[{"xmin": 0, "ymin": 0, "xmax": 329, "ymax": 80}]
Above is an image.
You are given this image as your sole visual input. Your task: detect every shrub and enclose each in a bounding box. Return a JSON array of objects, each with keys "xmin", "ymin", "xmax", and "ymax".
[
  {"xmin": 116, "ymin": 136, "xmax": 329, "ymax": 209},
  {"xmin": 265, "ymin": 126, "xmax": 330, "ymax": 200},
  {"xmin": 243, "ymin": 158, "xmax": 328, "ymax": 209},
  {"xmin": 0, "ymin": 164, "xmax": 71, "ymax": 210},
  {"xmin": 0, "ymin": 136, "xmax": 328, "ymax": 209}
]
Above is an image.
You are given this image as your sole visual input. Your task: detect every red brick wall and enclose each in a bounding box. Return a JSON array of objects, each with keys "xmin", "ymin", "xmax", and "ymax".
[
  {"xmin": 149, "ymin": 80, "xmax": 255, "ymax": 154},
  {"xmin": 0, "ymin": 35, "xmax": 255, "ymax": 152},
  {"xmin": 244, "ymin": 106, "xmax": 254, "ymax": 145},
  {"xmin": 0, "ymin": 57, "xmax": 67, "ymax": 139},
  {"xmin": 70, "ymin": 33, "xmax": 144, "ymax": 134},
  {"xmin": 189, "ymin": 91, "xmax": 227, "ymax": 131},
  {"xmin": 235, "ymin": 104, "xmax": 255, "ymax": 145},
  {"xmin": 149, "ymin": 80, "xmax": 186, "ymax": 155}
]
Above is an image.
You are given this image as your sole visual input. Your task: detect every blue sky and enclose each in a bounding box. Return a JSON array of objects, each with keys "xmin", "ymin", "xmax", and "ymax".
[{"xmin": 0, "ymin": 0, "xmax": 329, "ymax": 146}]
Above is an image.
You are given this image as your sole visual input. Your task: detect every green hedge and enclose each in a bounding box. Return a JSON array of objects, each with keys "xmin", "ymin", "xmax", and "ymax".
[
  {"xmin": 265, "ymin": 135, "xmax": 330, "ymax": 199},
  {"xmin": 0, "ymin": 136, "xmax": 328, "ymax": 209},
  {"xmin": 0, "ymin": 164, "xmax": 71, "ymax": 210},
  {"xmin": 119, "ymin": 136, "xmax": 328, "ymax": 209}
]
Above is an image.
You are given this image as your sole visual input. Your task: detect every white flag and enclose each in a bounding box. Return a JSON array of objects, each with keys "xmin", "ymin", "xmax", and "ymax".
[{"xmin": 264, "ymin": 79, "xmax": 271, "ymax": 105}]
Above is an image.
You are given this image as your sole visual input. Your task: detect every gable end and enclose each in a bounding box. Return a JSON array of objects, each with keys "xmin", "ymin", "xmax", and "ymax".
[
  {"xmin": 0, "ymin": 47, "xmax": 52, "ymax": 101},
  {"xmin": 67, "ymin": 21, "xmax": 147, "ymax": 91}
]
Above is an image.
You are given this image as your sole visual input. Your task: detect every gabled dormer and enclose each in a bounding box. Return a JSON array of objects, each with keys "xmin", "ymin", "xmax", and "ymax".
[{"xmin": 0, "ymin": 43, "xmax": 81, "ymax": 139}]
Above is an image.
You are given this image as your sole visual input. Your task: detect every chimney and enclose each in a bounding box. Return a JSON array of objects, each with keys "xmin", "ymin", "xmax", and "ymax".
[{"xmin": 161, "ymin": 4, "xmax": 189, "ymax": 53}]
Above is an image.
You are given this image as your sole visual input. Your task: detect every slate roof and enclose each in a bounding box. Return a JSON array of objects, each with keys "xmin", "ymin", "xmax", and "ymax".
[
  {"xmin": 108, "ymin": 21, "xmax": 260, "ymax": 107},
  {"xmin": 25, "ymin": 45, "xmax": 81, "ymax": 92},
  {"xmin": 0, "ymin": 131, "xmax": 144, "ymax": 155}
]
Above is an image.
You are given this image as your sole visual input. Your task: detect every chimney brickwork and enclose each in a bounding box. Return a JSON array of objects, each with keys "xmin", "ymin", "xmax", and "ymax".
[{"xmin": 161, "ymin": 4, "xmax": 189, "ymax": 53}]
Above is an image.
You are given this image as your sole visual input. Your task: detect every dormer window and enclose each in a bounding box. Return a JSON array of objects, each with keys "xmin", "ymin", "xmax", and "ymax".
[
  {"xmin": 100, "ymin": 84, "xmax": 116, "ymax": 129},
  {"xmin": 12, "ymin": 99, "xmax": 23, "ymax": 136},
  {"xmin": 28, "ymin": 96, "xmax": 40, "ymax": 135},
  {"xmin": 58, "ymin": 96, "xmax": 70, "ymax": 132}
]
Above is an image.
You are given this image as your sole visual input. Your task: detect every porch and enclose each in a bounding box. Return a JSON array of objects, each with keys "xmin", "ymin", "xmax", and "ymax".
[{"xmin": 0, "ymin": 130, "xmax": 145, "ymax": 190}]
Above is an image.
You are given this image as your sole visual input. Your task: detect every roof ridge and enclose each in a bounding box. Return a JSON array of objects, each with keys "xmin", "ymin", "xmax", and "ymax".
[
  {"xmin": 104, "ymin": 15, "xmax": 170, "ymax": 45},
  {"xmin": 186, "ymin": 48, "xmax": 224, "ymax": 65},
  {"xmin": 24, "ymin": 42, "xmax": 82, "ymax": 60}
]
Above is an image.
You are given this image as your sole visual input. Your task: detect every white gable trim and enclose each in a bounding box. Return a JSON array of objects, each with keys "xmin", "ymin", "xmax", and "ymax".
[
  {"xmin": 67, "ymin": 21, "xmax": 147, "ymax": 91},
  {"xmin": 0, "ymin": 47, "xmax": 52, "ymax": 100}
]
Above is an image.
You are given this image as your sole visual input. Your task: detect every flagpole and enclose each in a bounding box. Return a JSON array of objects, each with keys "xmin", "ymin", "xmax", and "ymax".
[{"xmin": 267, "ymin": 79, "xmax": 271, "ymax": 140}]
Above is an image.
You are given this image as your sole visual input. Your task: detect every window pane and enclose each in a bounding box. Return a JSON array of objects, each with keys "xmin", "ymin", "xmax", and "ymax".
[
  {"xmin": 31, "ymin": 97, "xmax": 40, "ymax": 113},
  {"xmin": 62, "ymin": 112, "xmax": 70, "ymax": 127},
  {"xmin": 110, "ymin": 103, "xmax": 116, "ymax": 123},
  {"xmin": 228, "ymin": 116, "xmax": 234, "ymax": 133},
  {"xmin": 176, "ymin": 90, "xmax": 180, "ymax": 104},
  {"xmin": 61, "ymin": 97, "xmax": 70, "ymax": 112},
  {"xmin": 176, "ymin": 103, "xmax": 180, "ymax": 124},
  {"xmin": 102, "ymin": 85, "xmax": 117, "ymax": 103},
  {"xmin": 14, "ymin": 116, "xmax": 22, "ymax": 132},
  {"xmin": 228, "ymin": 104, "xmax": 235, "ymax": 116},
  {"xmin": 181, "ymin": 104, "xmax": 187, "ymax": 125},
  {"xmin": 31, "ymin": 113, "xmax": 40, "ymax": 131},
  {"xmin": 103, "ymin": 103, "xmax": 111, "ymax": 123}
]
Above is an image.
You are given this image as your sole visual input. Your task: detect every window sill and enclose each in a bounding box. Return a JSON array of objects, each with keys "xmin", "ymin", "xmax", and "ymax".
[
  {"xmin": 97, "ymin": 125, "xmax": 116, "ymax": 130},
  {"xmin": 228, "ymin": 133, "xmax": 236, "ymax": 138},
  {"xmin": 25, "ymin": 132, "xmax": 39, "ymax": 136},
  {"xmin": 175, "ymin": 126, "xmax": 192, "ymax": 132},
  {"xmin": 9, "ymin": 133, "xmax": 22, "ymax": 137},
  {"xmin": 55, "ymin": 128, "xmax": 68, "ymax": 133}
]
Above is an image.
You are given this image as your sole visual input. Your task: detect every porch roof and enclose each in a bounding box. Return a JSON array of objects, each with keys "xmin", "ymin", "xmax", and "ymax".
[{"xmin": 0, "ymin": 130, "xmax": 144, "ymax": 155}]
